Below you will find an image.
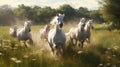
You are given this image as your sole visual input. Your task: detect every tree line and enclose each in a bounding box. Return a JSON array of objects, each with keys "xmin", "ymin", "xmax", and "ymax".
[
  {"xmin": 0, "ymin": 4, "xmax": 103, "ymax": 25},
  {"xmin": 0, "ymin": 0, "xmax": 120, "ymax": 29},
  {"xmin": 100, "ymin": 0, "xmax": 120, "ymax": 29}
]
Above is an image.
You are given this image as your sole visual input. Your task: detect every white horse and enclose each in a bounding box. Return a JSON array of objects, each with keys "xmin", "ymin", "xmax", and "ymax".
[
  {"xmin": 39, "ymin": 24, "xmax": 50, "ymax": 40},
  {"xmin": 9, "ymin": 25, "xmax": 17, "ymax": 37},
  {"xmin": 17, "ymin": 21, "xmax": 33, "ymax": 48},
  {"xmin": 48, "ymin": 15, "xmax": 66, "ymax": 56},
  {"xmin": 68, "ymin": 21, "xmax": 85, "ymax": 47},
  {"xmin": 84, "ymin": 19, "xmax": 94, "ymax": 43}
]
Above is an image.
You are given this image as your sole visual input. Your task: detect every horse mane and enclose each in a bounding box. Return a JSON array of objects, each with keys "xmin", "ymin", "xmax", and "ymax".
[
  {"xmin": 50, "ymin": 13, "xmax": 64, "ymax": 25},
  {"xmin": 44, "ymin": 24, "xmax": 50, "ymax": 32},
  {"xmin": 50, "ymin": 16, "xmax": 58, "ymax": 25}
]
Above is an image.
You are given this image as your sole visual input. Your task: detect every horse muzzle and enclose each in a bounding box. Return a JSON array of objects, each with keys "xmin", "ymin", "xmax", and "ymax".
[
  {"xmin": 29, "ymin": 29, "xmax": 31, "ymax": 32},
  {"xmin": 91, "ymin": 26, "xmax": 94, "ymax": 29}
]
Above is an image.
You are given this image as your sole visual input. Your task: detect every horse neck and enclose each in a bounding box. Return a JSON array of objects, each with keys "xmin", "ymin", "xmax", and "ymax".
[
  {"xmin": 55, "ymin": 24, "xmax": 61, "ymax": 32},
  {"xmin": 51, "ymin": 16, "xmax": 59, "ymax": 25},
  {"xmin": 84, "ymin": 24, "xmax": 90, "ymax": 32},
  {"xmin": 78, "ymin": 24, "xmax": 84, "ymax": 31},
  {"xmin": 23, "ymin": 26, "xmax": 29, "ymax": 33},
  {"xmin": 85, "ymin": 20, "xmax": 93, "ymax": 31},
  {"xmin": 45, "ymin": 26, "xmax": 50, "ymax": 32},
  {"xmin": 13, "ymin": 27, "xmax": 17, "ymax": 31}
]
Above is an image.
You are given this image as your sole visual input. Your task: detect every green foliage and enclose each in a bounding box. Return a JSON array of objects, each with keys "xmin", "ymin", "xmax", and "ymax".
[
  {"xmin": 14, "ymin": 4, "xmax": 32, "ymax": 19},
  {"xmin": 57, "ymin": 4, "xmax": 76, "ymax": 20},
  {"xmin": 100, "ymin": 0, "xmax": 120, "ymax": 29},
  {"xmin": 35, "ymin": 7, "xmax": 56, "ymax": 23},
  {"xmin": 14, "ymin": 5, "xmax": 56, "ymax": 24},
  {"xmin": 76, "ymin": 7, "xmax": 89, "ymax": 18},
  {"xmin": 0, "ymin": 5, "xmax": 15, "ymax": 25},
  {"xmin": 89, "ymin": 10, "xmax": 104, "ymax": 22},
  {"xmin": 0, "ymin": 4, "xmax": 104, "ymax": 25},
  {"xmin": 0, "ymin": 24, "xmax": 120, "ymax": 67}
]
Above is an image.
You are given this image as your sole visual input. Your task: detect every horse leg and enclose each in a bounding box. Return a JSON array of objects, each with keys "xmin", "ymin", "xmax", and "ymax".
[
  {"xmin": 29, "ymin": 37, "xmax": 33, "ymax": 45},
  {"xmin": 24, "ymin": 41, "xmax": 28, "ymax": 48},
  {"xmin": 55, "ymin": 43, "xmax": 65, "ymax": 57},
  {"xmin": 18, "ymin": 39, "xmax": 22, "ymax": 47},
  {"xmin": 48, "ymin": 42, "xmax": 55, "ymax": 55},
  {"xmin": 86, "ymin": 36, "xmax": 90, "ymax": 45},
  {"xmin": 87, "ymin": 37, "xmax": 90, "ymax": 44},
  {"xmin": 62, "ymin": 44, "xmax": 66, "ymax": 55},
  {"xmin": 75, "ymin": 39, "xmax": 77, "ymax": 46},
  {"xmin": 70, "ymin": 37, "xmax": 74, "ymax": 45},
  {"xmin": 81, "ymin": 40, "xmax": 85, "ymax": 48},
  {"xmin": 55, "ymin": 45, "xmax": 60, "ymax": 57},
  {"xmin": 78, "ymin": 41, "xmax": 81, "ymax": 47},
  {"xmin": 51, "ymin": 46, "xmax": 54, "ymax": 54}
]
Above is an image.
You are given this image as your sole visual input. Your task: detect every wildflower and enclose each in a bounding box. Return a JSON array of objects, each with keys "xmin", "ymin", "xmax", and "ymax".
[
  {"xmin": 113, "ymin": 46, "xmax": 119, "ymax": 50},
  {"xmin": 107, "ymin": 48, "xmax": 111, "ymax": 50},
  {"xmin": 77, "ymin": 51, "xmax": 83, "ymax": 54},
  {"xmin": 0, "ymin": 52, "xmax": 2, "ymax": 56},
  {"xmin": 106, "ymin": 63, "xmax": 110, "ymax": 66},
  {"xmin": 107, "ymin": 56, "xmax": 111, "ymax": 59},
  {"xmin": 23, "ymin": 55, "xmax": 29, "ymax": 59},
  {"xmin": 112, "ymin": 55, "xmax": 116, "ymax": 57},
  {"xmin": 32, "ymin": 59, "xmax": 36, "ymax": 61},
  {"xmin": 15, "ymin": 60, "xmax": 22, "ymax": 63},
  {"xmin": 98, "ymin": 63, "xmax": 103, "ymax": 66},
  {"xmin": 10, "ymin": 57, "xmax": 17, "ymax": 62}
]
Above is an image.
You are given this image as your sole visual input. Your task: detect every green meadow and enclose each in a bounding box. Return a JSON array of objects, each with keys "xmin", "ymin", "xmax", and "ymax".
[{"xmin": 0, "ymin": 23, "xmax": 120, "ymax": 67}]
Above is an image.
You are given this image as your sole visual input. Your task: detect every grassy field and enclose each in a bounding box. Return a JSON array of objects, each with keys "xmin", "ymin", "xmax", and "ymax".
[{"xmin": 0, "ymin": 23, "xmax": 120, "ymax": 67}]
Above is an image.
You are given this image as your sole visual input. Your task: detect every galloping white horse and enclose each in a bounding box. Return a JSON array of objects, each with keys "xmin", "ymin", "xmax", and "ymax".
[
  {"xmin": 48, "ymin": 15, "xmax": 66, "ymax": 56},
  {"xmin": 17, "ymin": 21, "xmax": 33, "ymax": 48},
  {"xmin": 84, "ymin": 19, "xmax": 94, "ymax": 43},
  {"xmin": 39, "ymin": 24, "xmax": 50, "ymax": 40},
  {"xmin": 68, "ymin": 20, "xmax": 85, "ymax": 47}
]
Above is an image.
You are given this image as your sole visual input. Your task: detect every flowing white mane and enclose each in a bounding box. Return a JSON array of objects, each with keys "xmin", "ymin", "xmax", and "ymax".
[{"xmin": 50, "ymin": 13, "xmax": 64, "ymax": 25}]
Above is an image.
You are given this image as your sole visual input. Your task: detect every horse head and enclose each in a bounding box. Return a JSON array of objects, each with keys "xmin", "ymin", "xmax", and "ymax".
[
  {"xmin": 88, "ymin": 20, "xmax": 94, "ymax": 29},
  {"xmin": 57, "ymin": 13, "xmax": 64, "ymax": 28},
  {"xmin": 85, "ymin": 19, "xmax": 94, "ymax": 31},
  {"xmin": 80, "ymin": 18, "xmax": 86, "ymax": 23},
  {"xmin": 24, "ymin": 21, "xmax": 32, "ymax": 32},
  {"xmin": 50, "ymin": 13, "xmax": 65, "ymax": 28}
]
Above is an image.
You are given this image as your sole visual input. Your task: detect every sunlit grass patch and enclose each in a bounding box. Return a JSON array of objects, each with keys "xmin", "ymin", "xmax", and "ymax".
[{"xmin": 0, "ymin": 24, "xmax": 120, "ymax": 67}]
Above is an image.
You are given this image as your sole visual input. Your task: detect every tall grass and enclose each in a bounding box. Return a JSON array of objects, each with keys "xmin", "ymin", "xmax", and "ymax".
[{"xmin": 0, "ymin": 23, "xmax": 120, "ymax": 67}]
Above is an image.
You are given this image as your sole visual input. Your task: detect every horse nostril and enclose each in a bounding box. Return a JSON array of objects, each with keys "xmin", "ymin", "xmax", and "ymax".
[
  {"xmin": 29, "ymin": 29, "xmax": 31, "ymax": 32},
  {"xmin": 92, "ymin": 27, "xmax": 94, "ymax": 29}
]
